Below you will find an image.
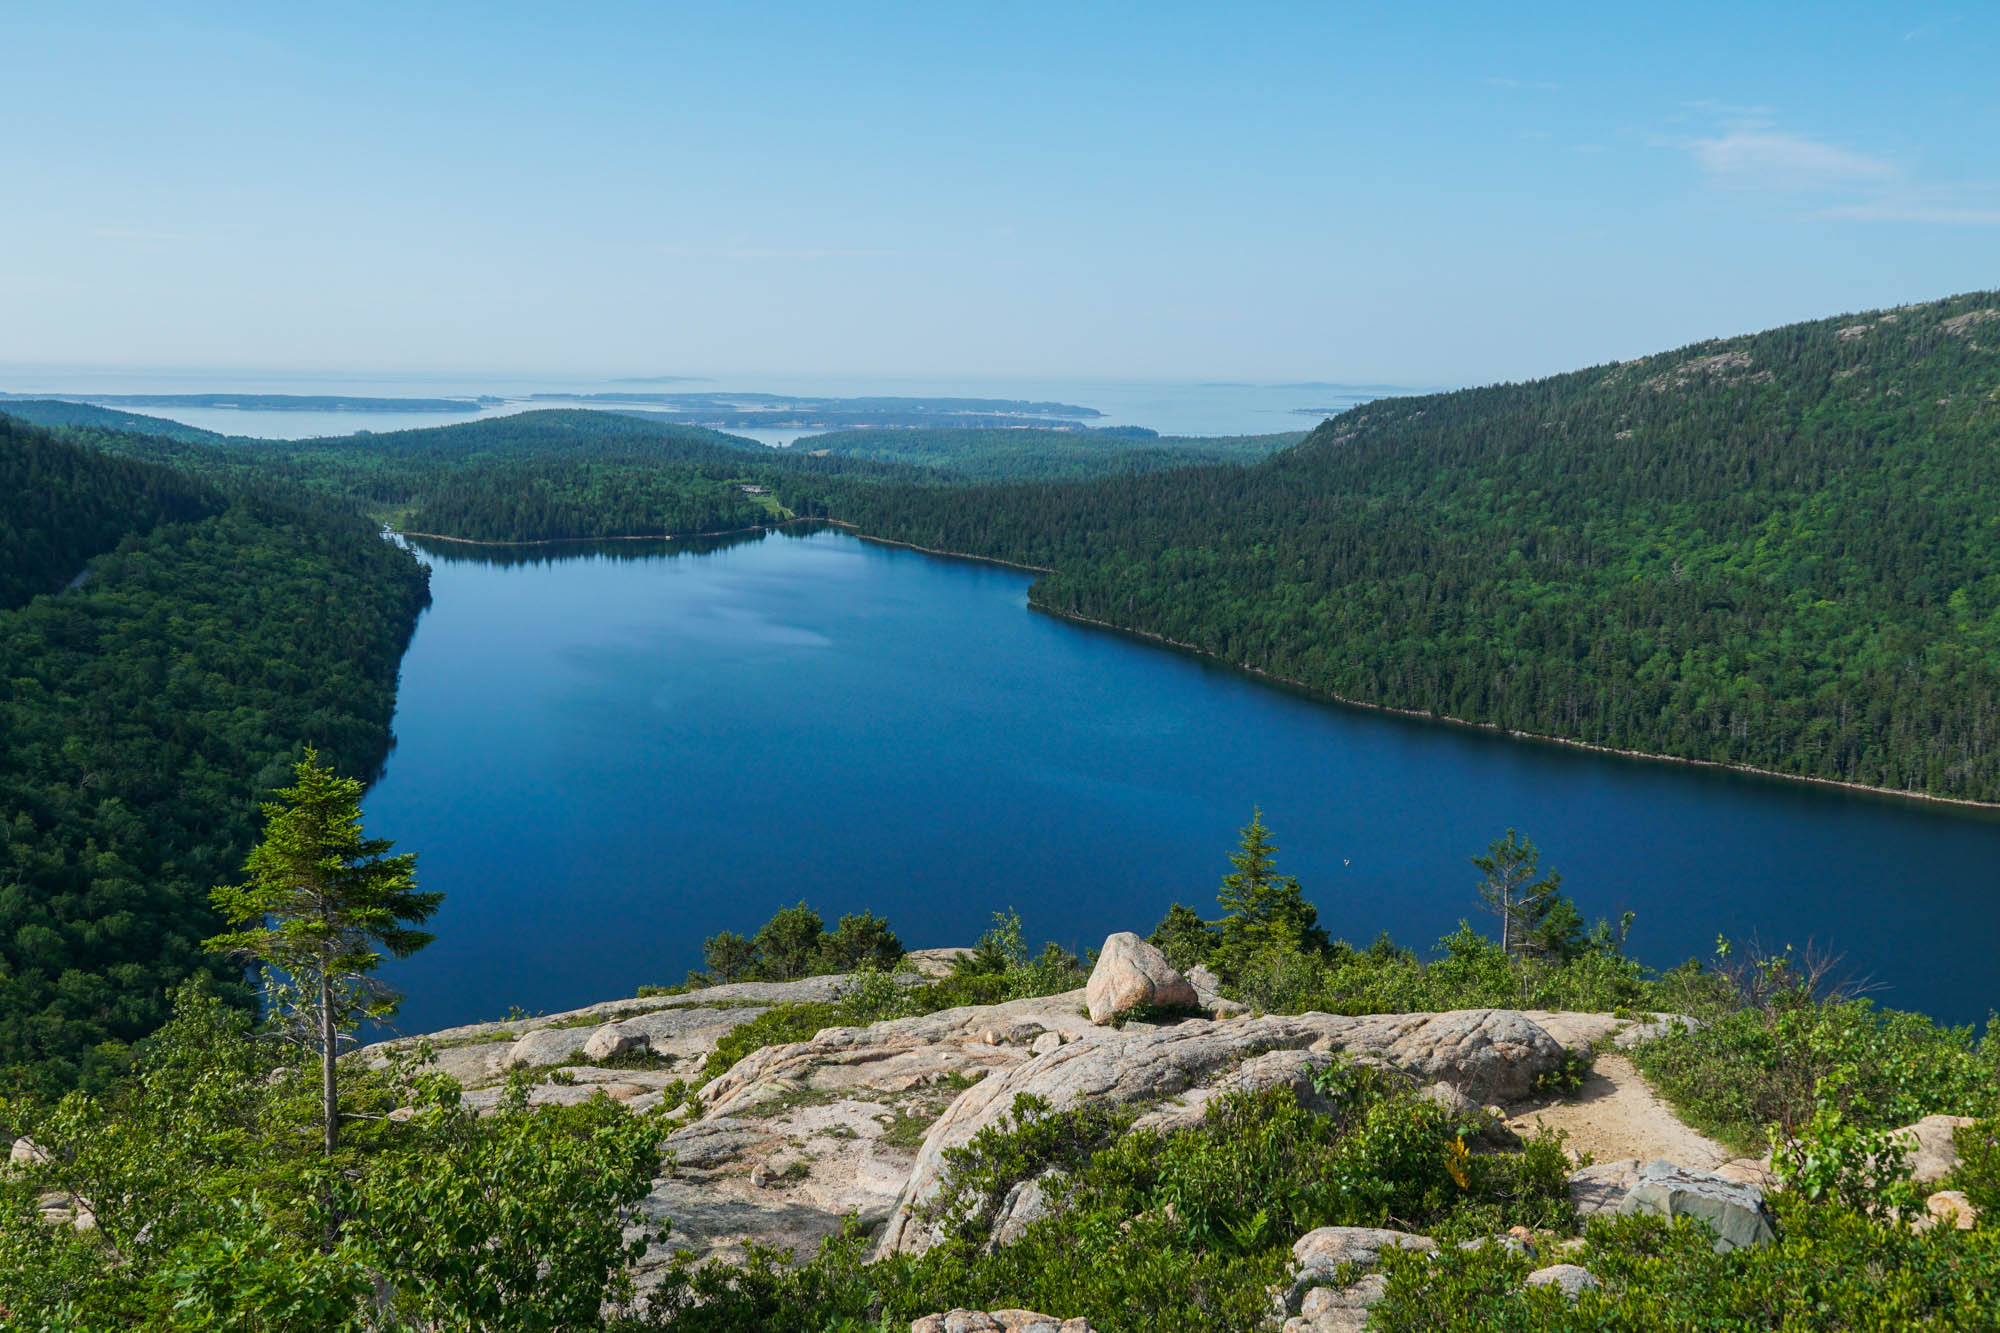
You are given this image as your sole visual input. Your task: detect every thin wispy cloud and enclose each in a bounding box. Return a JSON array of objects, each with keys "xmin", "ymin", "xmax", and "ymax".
[
  {"xmin": 1689, "ymin": 128, "xmax": 1896, "ymax": 192},
  {"xmin": 1683, "ymin": 118, "xmax": 2000, "ymax": 225}
]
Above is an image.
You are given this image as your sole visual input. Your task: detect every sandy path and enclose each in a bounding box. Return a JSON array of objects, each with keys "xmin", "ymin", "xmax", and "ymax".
[{"xmin": 1504, "ymin": 1053, "xmax": 1730, "ymax": 1169}]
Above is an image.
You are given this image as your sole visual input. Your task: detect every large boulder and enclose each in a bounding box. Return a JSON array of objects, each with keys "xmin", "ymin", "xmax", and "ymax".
[
  {"xmin": 1134, "ymin": 1049, "xmax": 1346, "ymax": 1133},
  {"xmin": 505, "ymin": 1026, "xmax": 591, "ymax": 1069},
  {"xmin": 1085, "ymin": 933, "xmax": 1198, "ymax": 1024},
  {"xmin": 1185, "ymin": 963, "xmax": 1250, "ymax": 1017},
  {"xmin": 1362, "ymin": 1009, "xmax": 1565, "ymax": 1104},
  {"xmin": 582, "ymin": 1021, "xmax": 648, "ymax": 1062},
  {"xmin": 1922, "ymin": 1189, "xmax": 1978, "ymax": 1231},
  {"xmin": 1617, "ymin": 1160, "xmax": 1776, "ymax": 1252},
  {"xmin": 1285, "ymin": 1275, "xmax": 1389, "ymax": 1332}
]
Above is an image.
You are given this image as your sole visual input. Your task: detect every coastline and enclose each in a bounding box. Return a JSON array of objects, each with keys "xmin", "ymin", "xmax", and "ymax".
[{"xmin": 1034, "ymin": 605, "xmax": 2000, "ymax": 813}]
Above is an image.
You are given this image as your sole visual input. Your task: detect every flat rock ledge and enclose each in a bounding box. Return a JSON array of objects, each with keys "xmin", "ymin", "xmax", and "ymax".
[
  {"xmin": 378, "ymin": 951, "xmax": 1691, "ymax": 1281},
  {"xmin": 1524, "ymin": 1263, "xmax": 1600, "ymax": 1299}
]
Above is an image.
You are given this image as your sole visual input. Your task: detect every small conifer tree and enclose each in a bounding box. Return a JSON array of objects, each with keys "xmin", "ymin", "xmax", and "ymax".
[
  {"xmin": 1215, "ymin": 808, "xmax": 1329, "ymax": 972},
  {"xmin": 1471, "ymin": 828, "xmax": 1563, "ymax": 958},
  {"xmin": 208, "ymin": 748, "xmax": 441, "ymax": 1154}
]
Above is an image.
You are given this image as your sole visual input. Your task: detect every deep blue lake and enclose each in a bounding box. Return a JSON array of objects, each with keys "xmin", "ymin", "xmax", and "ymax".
[{"xmin": 368, "ymin": 527, "xmax": 2000, "ymax": 1034}]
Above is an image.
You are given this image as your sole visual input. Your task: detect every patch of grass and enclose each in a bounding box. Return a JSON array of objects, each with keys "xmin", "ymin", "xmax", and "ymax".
[
  {"xmin": 585, "ymin": 1047, "xmax": 673, "ymax": 1072},
  {"xmin": 877, "ymin": 1106, "xmax": 942, "ymax": 1152},
  {"xmin": 741, "ymin": 1085, "xmax": 846, "ymax": 1120}
]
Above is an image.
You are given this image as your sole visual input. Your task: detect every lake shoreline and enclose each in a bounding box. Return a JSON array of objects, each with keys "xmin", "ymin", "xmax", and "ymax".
[
  {"xmin": 397, "ymin": 517, "xmax": 1998, "ymax": 813},
  {"xmin": 396, "ymin": 517, "xmax": 1063, "ymax": 574},
  {"xmin": 1035, "ymin": 606, "xmax": 2000, "ymax": 813},
  {"xmin": 394, "ymin": 522, "xmax": 787, "ymax": 548}
]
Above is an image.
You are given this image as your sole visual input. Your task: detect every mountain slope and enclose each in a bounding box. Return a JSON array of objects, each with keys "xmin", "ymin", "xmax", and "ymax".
[
  {"xmin": 790, "ymin": 292, "xmax": 2000, "ymax": 800},
  {"xmin": 0, "ymin": 398, "xmax": 229, "ymax": 443},
  {"xmin": 798, "ymin": 427, "xmax": 1306, "ymax": 481},
  {"xmin": 0, "ymin": 417, "xmax": 431, "ymax": 1089},
  {"xmin": 0, "ymin": 413, "xmax": 225, "ymax": 608}
]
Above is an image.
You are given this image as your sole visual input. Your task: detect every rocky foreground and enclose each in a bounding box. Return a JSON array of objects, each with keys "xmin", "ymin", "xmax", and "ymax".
[{"xmin": 359, "ymin": 934, "xmax": 1978, "ymax": 1327}]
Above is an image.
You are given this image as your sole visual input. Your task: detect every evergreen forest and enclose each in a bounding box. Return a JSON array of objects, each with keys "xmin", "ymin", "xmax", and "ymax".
[
  {"xmin": 783, "ymin": 292, "xmax": 2000, "ymax": 800},
  {"xmin": 0, "ymin": 416, "xmax": 430, "ymax": 1091}
]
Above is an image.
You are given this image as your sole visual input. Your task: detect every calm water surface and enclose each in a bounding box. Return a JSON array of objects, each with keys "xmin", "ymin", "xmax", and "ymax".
[{"xmin": 367, "ymin": 529, "xmax": 2000, "ymax": 1033}]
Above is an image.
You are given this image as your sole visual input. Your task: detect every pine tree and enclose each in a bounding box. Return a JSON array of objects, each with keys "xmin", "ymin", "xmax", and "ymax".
[
  {"xmin": 1471, "ymin": 829, "xmax": 1562, "ymax": 958},
  {"xmin": 1215, "ymin": 808, "xmax": 1328, "ymax": 971},
  {"xmin": 208, "ymin": 748, "xmax": 441, "ymax": 1155}
]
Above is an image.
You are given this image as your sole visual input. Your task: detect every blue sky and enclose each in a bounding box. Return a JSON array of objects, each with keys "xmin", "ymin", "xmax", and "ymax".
[{"xmin": 3, "ymin": 2, "xmax": 1996, "ymax": 384}]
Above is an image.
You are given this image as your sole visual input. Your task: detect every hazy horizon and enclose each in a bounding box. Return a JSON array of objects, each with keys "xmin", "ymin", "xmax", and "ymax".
[{"xmin": 6, "ymin": 5, "xmax": 1997, "ymax": 384}]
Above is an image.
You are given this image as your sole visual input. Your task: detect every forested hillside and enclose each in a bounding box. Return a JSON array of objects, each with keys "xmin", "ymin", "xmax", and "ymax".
[
  {"xmin": 0, "ymin": 398, "xmax": 229, "ymax": 444},
  {"xmin": 0, "ymin": 417, "xmax": 430, "ymax": 1090},
  {"xmin": 38, "ymin": 410, "xmax": 804, "ymax": 543},
  {"xmin": 796, "ymin": 427, "xmax": 1304, "ymax": 481},
  {"xmin": 785, "ymin": 292, "xmax": 2000, "ymax": 801},
  {"xmin": 0, "ymin": 414, "xmax": 223, "ymax": 607}
]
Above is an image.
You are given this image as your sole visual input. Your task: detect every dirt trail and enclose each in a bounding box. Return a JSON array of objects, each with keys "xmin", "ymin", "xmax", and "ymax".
[{"xmin": 1505, "ymin": 1053, "xmax": 1731, "ymax": 1169}]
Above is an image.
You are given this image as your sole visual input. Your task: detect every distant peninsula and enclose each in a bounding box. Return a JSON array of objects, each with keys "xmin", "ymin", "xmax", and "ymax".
[
  {"xmin": 532, "ymin": 392, "xmax": 1107, "ymax": 432},
  {"xmin": 0, "ymin": 392, "xmax": 496, "ymax": 413}
]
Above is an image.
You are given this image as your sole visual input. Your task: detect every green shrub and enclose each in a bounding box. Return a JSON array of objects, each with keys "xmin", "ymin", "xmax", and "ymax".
[
  {"xmin": 838, "ymin": 1065, "xmax": 1569, "ymax": 1332},
  {"xmin": 1631, "ymin": 996, "xmax": 1994, "ymax": 1153},
  {"xmin": 1367, "ymin": 1197, "xmax": 2000, "ymax": 1331},
  {"xmin": 1949, "ymin": 1116, "xmax": 2000, "ymax": 1221}
]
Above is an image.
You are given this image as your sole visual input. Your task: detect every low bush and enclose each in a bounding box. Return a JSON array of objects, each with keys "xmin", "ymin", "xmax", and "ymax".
[
  {"xmin": 1368, "ymin": 1196, "xmax": 2000, "ymax": 1331},
  {"xmin": 646, "ymin": 1058, "xmax": 1575, "ymax": 1333},
  {"xmin": 1630, "ymin": 990, "xmax": 1994, "ymax": 1154}
]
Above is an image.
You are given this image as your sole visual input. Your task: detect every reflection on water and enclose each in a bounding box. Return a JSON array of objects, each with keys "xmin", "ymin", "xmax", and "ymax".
[{"xmin": 404, "ymin": 526, "xmax": 791, "ymax": 569}]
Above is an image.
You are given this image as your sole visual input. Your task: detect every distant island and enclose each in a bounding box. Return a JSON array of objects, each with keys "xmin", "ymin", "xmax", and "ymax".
[
  {"xmin": 0, "ymin": 392, "xmax": 496, "ymax": 413},
  {"xmin": 531, "ymin": 391, "xmax": 1107, "ymax": 431}
]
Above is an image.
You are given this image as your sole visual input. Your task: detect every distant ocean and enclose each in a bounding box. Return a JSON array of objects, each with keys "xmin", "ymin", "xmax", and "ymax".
[{"xmin": 0, "ymin": 367, "xmax": 1428, "ymax": 443}]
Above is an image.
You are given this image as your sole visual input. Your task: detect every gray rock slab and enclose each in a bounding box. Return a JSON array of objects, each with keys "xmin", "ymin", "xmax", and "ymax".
[
  {"xmin": 1617, "ymin": 1160, "xmax": 1776, "ymax": 1252},
  {"xmin": 1568, "ymin": 1159, "xmax": 1643, "ymax": 1218}
]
